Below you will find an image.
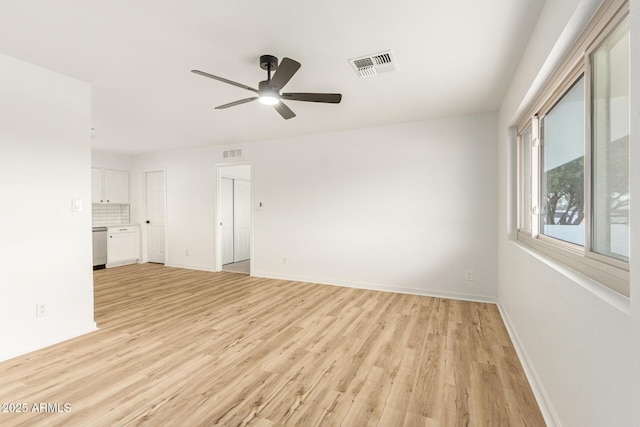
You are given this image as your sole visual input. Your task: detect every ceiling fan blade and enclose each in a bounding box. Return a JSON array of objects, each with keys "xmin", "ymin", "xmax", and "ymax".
[
  {"xmin": 281, "ymin": 93, "xmax": 342, "ymax": 103},
  {"xmin": 191, "ymin": 70, "xmax": 259, "ymax": 93},
  {"xmin": 273, "ymin": 101, "xmax": 296, "ymax": 120},
  {"xmin": 269, "ymin": 58, "xmax": 301, "ymax": 90},
  {"xmin": 215, "ymin": 97, "xmax": 258, "ymax": 109}
]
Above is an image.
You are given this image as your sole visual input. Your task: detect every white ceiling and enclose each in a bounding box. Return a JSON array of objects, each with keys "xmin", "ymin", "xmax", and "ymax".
[{"xmin": 0, "ymin": 0, "xmax": 544, "ymax": 155}]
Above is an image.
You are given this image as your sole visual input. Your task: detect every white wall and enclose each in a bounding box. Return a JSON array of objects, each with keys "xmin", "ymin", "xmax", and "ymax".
[
  {"xmin": 0, "ymin": 53, "xmax": 96, "ymax": 361},
  {"xmin": 131, "ymin": 112, "xmax": 498, "ymax": 301},
  {"xmin": 91, "ymin": 150, "xmax": 131, "ymax": 171},
  {"xmin": 130, "ymin": 148, "xmax": 218, "ymax": 270},
  {"xmin": 221, "ymin": 165, "xmax": 250, "ymax": 181},
  {"xmin": 497, "ymin": 0, "xmax": 640, "ymax": 426},
  {"xmin": 250, "ymin": 114, "xmax": 498, "ymax": 300}
]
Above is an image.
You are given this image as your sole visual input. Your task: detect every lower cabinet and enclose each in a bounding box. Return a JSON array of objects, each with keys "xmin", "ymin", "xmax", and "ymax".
[{"xmin": 107, "ymin": 225, "xmax": 139, "ymax": 267}]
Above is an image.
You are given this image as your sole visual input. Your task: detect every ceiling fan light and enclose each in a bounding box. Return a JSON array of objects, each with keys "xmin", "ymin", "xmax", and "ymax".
[{"xmin": 259, "ymin": 95, "xmax": 280, "ymax": 105}]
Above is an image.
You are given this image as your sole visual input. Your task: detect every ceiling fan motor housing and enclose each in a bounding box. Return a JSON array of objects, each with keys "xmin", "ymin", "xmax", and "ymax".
[
  {"xmin": 258, "ymin": 80, "xmax": 269, "ymax": 91},
  {"xmin": 258, "ymin": 80, "xmax": 280, "ymax": 105}
]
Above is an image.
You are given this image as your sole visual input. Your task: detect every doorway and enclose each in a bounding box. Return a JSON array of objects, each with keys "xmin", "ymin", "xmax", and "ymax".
[
  {"xmin": 145, "ymin": 170, "xmax": 166, "ymax": 264},
  {"xmin": 217, "ymin": 164, "xmax": 252, "ymax": 274}
]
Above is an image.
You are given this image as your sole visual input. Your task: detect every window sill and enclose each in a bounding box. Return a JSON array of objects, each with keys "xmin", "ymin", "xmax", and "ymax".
[{"xmin": 513, "ymin": 234, "xmax": 630, "ymax": 313}]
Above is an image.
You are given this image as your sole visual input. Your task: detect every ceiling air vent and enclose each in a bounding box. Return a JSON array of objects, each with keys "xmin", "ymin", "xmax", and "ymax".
[
  {"xmin": 223, "ymin": 148, "xmax": 243, "ymax": 159},
  {"xmin": 349, "ymin": 50, "xmax": 397, "ymax": 78}
]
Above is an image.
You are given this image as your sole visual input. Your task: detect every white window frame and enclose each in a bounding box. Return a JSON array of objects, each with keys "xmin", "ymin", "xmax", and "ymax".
[
  {"xmin": 516, "ymin": 122, "xmax": 533, "ymax": 235},
  {"xmin": 515, "ymin": 0, "xmax": 630, "ymax": 297}
]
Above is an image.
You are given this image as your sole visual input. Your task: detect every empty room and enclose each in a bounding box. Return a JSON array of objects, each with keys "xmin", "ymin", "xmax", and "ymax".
[{"xmin": 0, "ymin": 0, "xmax": 638, "ymax": 426}]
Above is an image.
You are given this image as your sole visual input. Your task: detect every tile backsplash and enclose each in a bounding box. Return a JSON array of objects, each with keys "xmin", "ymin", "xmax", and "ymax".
[{"xmin": 92, "ymin": 204, "xmax": 130, "ymax": 226}]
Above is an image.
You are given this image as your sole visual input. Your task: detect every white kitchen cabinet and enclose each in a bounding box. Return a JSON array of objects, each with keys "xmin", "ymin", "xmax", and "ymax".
[
  {"xmin": 107, "ymin": 225, "xmax": 139, "ymax": 267},
  {"xmin": 92, "ymin": 168, "xmax": 129, "ymax": 204},
  {"xmin": 105, "ymin": 169, "xmax": 129, "ymax": 203},
  {"xmin": 91, "ymin": 168, "xmax": 104, "ymax": 203}
]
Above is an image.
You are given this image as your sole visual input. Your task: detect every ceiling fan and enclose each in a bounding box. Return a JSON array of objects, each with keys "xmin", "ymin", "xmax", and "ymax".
[{"xmin": 191, "ymin": 55, "xmax": 342, "ymax": 120}]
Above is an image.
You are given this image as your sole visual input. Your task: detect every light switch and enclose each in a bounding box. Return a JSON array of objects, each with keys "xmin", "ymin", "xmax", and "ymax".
[{"xmin": 72, "ymin": 198, "xmax": 83, "ymax": 212}]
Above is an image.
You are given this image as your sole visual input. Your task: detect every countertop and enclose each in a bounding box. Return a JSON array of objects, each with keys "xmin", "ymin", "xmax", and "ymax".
[{"xmin": 93, "ymin": 224, "xmax": 139, "ymax": 231}]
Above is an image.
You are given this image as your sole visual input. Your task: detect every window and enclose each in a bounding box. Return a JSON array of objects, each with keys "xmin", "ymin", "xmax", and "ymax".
[
  {"xmin": 591, "ymin": 16, "xmax": 630, "ymax": 262},
  {"xmin": 516, "ymin": 0, "xmax": 630, "ymax": 297},
  {"xmin": 540, "ymin": 77, "xmax": 585, "ymax": 246}
]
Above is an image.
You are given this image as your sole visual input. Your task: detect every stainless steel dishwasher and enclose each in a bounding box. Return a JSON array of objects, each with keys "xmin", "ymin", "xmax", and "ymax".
[{"xmin": 92, "ymin": 226, "xmax": 107, "ymax": 268}]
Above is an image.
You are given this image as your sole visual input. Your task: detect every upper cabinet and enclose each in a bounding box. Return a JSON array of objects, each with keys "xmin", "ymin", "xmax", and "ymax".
[
  {"xmin": 105, "ymin": 169, "xmax": 129, "ymax": 204},
  {"xmin": 91, "ymin": 168, "xmax": 104, "ymax": 203},
  {"xmin": 92, "ymin": 168, "xmax": 129, "ymax": 204}
]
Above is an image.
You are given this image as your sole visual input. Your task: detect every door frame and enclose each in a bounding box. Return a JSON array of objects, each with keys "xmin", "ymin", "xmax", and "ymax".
[
  {"xmin": 141, "ymin": 168, "xmax": 168, "ymax": 264},
  {"xmin": 215, "ymin": 161, "xmax": 254, "ymax": 273},
  {"xmin": 220, "ymin": 176, "xmax": 235, "ymax": 265}
]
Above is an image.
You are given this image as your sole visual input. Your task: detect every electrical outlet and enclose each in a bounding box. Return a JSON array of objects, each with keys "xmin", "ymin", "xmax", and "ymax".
[
  {"xmin": 186, "ymin": 249, "xmax": 190, "ymax": 256},
  {"xmin": 283, "ymin": 256, "xmax": 288, "ymax": 265},
  {"xmin": 36, "ymin": 303, "xmax": 47, "ymax": 318},
  {"xmin": 465, "ymin": 271, "xmax": 475, "ymax": 281}
]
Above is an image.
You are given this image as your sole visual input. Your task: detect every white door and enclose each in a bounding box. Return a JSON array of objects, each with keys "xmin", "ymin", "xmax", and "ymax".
[
  {"xmin": 145, "ymin": 171, "xmax": 165, "ymax": 264},
  {"xmin": 221, "ymin": 177, "xmax": 234, "ymax": 265},
  {"xmin": 233, "ymin": 179, "xmax": 251, "ymax": 262}
]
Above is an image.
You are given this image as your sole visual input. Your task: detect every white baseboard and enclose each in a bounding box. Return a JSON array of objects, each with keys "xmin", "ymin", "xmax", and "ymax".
[
  {"xmin": 497, "ymin": 304, "xmax": 560, "ymax": 427},
  {"xmin": 106, "ymin": 259, "xmax": 139, "ymax": 268},
  {"xmin": 164, "ymin": 262, "xmax": 217, "ymax": 272},
  {"xmin": 0, "ymin": 322, "xmax": 98, "ymax": 363},
  {"xmin": 158, "ymin": 264, "xmax": 497, "ymax": 303},
  {"xmin": 251, "ymin": 270, "xmax": 497, "ymax": 304}
]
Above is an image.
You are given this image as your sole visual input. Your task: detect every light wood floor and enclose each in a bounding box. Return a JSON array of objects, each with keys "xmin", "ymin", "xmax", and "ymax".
[
  {"xmin": 0, "ymin": 264, "xmax": 544, "ymax": 426},
  {"xmin": 222, "ymin": 259, "xmax": 250, "ymax": 274}
]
